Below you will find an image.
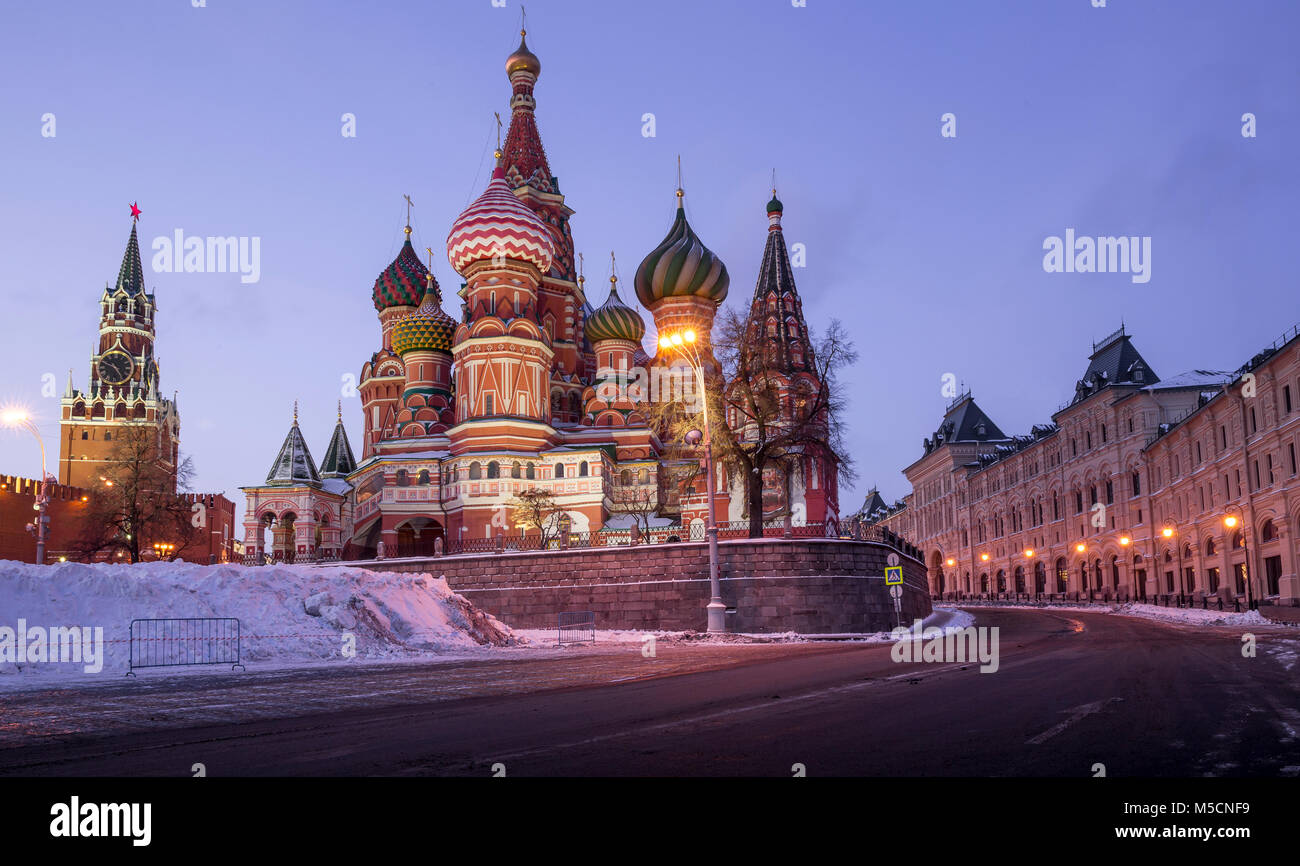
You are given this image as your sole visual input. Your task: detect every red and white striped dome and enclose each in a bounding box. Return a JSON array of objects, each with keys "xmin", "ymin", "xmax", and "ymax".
[{"xmin": 446, "ymin": 165, "xmax": 555, "ymax": 275}]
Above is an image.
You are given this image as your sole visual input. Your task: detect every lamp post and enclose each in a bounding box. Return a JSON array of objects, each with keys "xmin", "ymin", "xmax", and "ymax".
[
  {"xmin": 1224, "ymin": 511, "xmax": 1254, "ymax": 609},
  {"xmin": 1161, "ymin": 522, "xmax": 1186, "ymax": 601},
  {"xmin": 2, "ymin": 409, "xmax": 51, "ymax": 565},
  {"xmin": 659, "ymin": 329, "xmax": 725, "ymax": 633}
]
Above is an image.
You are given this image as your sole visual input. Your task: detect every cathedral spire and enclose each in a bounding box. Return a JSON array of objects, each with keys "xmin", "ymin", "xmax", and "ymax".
[
  {"xmin": 501, "ymin": 22, "xmax": 551, "ymax": 194},
  {"xmin": 748, "ymin": 192, "xmax": 813, "ymax": 375}
]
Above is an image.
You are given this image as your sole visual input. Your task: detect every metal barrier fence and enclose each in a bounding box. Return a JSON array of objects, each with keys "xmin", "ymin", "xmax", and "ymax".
[
  {"xmin": 127, "ymin": 617, "xmax": 246, "ymax": 676},
  {"xmin": 557, "ymin": 611, "xmax": 596, "ymax": 646}
]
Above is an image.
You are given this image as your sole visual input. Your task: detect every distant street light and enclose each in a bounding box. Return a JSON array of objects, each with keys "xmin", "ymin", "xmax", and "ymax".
[{"xmin": 2, "ymin": 408, "xmax": 51, "ymax": 564}]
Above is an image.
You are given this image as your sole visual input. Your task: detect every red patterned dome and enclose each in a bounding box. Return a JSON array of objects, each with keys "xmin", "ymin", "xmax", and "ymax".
[
  {"xmin": 446, "ymin": 165, "xmax": 555, "ymax": 275},
  {"xmin": 372, "ymin": 231, "xmax": 429, "ymax": 311}
]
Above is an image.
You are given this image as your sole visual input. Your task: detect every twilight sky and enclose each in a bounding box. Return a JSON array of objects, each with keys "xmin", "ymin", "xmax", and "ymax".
[{"xmin": 0, "ymin": 0, "xmax": 1296, "ymax": 519}]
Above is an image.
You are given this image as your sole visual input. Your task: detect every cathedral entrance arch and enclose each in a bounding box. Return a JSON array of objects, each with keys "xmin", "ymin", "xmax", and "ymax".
[{"xmin": 395, "ymin": 517, "xmax": 445, "ymax": 557}]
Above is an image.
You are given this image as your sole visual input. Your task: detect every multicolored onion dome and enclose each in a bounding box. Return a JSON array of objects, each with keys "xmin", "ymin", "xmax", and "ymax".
[
  {"xmin": 373, "ymin": 233, "xmax": 429, "ymax": 311},
  {"xmin": 392, "ymin": 283, "xmax": 456, "ymax": 355},
  {"xmin": 585, "ymin": 277, "xmax": 645, "ymax": 343},
  {"xmin": 634, "ymin": 193, "xmax": 729, "ymax": 308},
  {"xmin": 767, "ymin": 194, "xmax": 784, "ymax": 214},
  {"xmin": 447, "ymin": 164, "xmax": 556, "ymax": 275},
  {"xmin": 506, "ymin": 31, "xmax": 541, "ymax": 77}
]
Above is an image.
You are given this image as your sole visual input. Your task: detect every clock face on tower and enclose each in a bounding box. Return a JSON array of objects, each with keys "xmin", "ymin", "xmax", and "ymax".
[{"xmin": 97, "ymin": 350, "xmax": 134, "ymax": 385}]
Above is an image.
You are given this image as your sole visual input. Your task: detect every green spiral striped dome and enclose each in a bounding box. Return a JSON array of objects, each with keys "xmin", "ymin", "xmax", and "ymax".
[
  {"xmin": 392, "ymin": 284, "xmax": 456, "ymax": 355},
  {"xmin": 585, "ymin": 278, "xmax": 645, "ymax": 343},
  {"xmin": 634, "ymin": 195, "xmax": 729, "ymax": 308}
]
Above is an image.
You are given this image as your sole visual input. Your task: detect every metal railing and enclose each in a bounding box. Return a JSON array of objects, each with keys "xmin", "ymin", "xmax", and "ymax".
[
  {"xmin": 557, "ymin": 611, "xmax": 596, "ymax": 646},
  {"xmin": 126, "ymin": 617, "xmax": 245, "ymax": 676}
]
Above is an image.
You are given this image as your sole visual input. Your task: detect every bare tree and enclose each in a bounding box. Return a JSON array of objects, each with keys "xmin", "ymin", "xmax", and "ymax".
[
  {"xmin": 509, "ymin": 487, "xmax": 563, "ymax": 546},
  {"xmin": 609, "ymin": 482, "xmax": 660, "ymax": 540},
  {"xmin": 649, "ymin": 311, "xmax": 857, "ymax": 538},
  {"xmin": 70, "ymin": 422, "xmax": 199, "ymax": 563}
]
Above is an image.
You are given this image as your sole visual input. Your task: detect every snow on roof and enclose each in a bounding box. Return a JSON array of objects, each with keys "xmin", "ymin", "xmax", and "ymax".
[
  {"xmin": 1144, "ymin": 369, "xmax": 1233, "ymax": 391},
  {"xmin": 321, "ymin": 478, "xmax": 352, "ymax": 496}
]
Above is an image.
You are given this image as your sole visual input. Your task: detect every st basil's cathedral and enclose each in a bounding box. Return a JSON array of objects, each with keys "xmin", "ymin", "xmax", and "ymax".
[{"xmin": 240, "ymin": 29, "xmax": 838, "ymax": 560}]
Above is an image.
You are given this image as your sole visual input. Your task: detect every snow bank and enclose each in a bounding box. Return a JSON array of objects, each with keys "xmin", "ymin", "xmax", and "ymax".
[
  {"xmin": 0, "ymin": 560, "xmax": 515, "ymax": 677},
  {"xmin": 1111, "ymin": 602, "xmax": 1271, "ymax": 627}
]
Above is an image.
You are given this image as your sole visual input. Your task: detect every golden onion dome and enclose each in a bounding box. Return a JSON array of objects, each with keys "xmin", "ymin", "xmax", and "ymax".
[{"xmin": 506, "ymin": 31, "xmax": 541, "ymax": 77}]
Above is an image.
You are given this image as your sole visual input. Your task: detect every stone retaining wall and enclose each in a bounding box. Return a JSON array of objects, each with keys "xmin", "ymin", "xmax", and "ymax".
[{"xmin": 354, "ymin": 537, "xmax": 930, "ymax": 633}]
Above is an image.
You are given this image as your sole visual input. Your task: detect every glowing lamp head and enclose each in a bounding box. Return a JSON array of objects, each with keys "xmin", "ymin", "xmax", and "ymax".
[
  {"xmin": 659, "ymin": 336, "xmax": 672, "ymax": 350},
  {"xmin": 980, "ymin": 553, "xmax": 989, "ymax": 562},
  {"xmin": 1162, "ymin": 527, "xmax": 1174, "ymax": 538},
  {"xmin": 1075, "ymin": 543, "xmax": 1086, "ymax": 553},
  {"xmin": 1224, "ymin": 515, "xmax": 1239, "ymax": 528},
  {"xmin": 1024, "ymin": 549, "xmax": 1034, "ymax": 558},
  {"xmin": 670, "ymin": 333, "xmax": 683, "ymax": 346},
  {"xmin": 683, "ymin": 330, "xmax": 696, "ymax": 344},
  {"xmin": 946, "ymin": 558, "xmax": 956, "ymax": 567},
  {"xmin": 1119, "ymin": 536, "xmax": 1131, "ymax": 546},
  {"xmin": 1, "ymin": 408, "xmax": 30, "ymax": 427}
]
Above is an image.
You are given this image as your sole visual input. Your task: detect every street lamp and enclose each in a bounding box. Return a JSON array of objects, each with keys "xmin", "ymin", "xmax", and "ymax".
[
  {"xmin": 1224, "ymin": 511, "xmax": 1254, "ymax": 609},
  {"xmin": 659, "ymin": 328, "xmax": 725, "ymax": 633},
  {"xmin": 1161, "ymin": 522, "xmax": 1187, "ymax": 600},
  {"xmin": 2, "ymin": 407, "xmax": 51, "ymax": 564}
]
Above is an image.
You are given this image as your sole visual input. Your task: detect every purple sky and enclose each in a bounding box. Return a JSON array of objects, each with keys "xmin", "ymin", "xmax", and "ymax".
[{"xmin": 1, "ymin": 0, "xmax": 1296, "ymax": 519}]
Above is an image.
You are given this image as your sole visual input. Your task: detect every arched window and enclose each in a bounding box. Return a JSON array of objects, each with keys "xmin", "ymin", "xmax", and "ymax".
[
  {"xmin": 417, "ymin": 470, "xmax": 430, "ymax": 486},
  {"xmin": 1261, "ymin": 519, "xmax": 1277, "ymax": 542},
  {"xmin": 1205, "ymin": 538, "xmax": 1217, "ymax": 556},
  {"xmin": 1232, "ymin": 530, "xmax": 1244, "ymax": 549},
  {"xmin": 578, "ymin": 461, "xmax": 589, "ymax": 477},
  {"xmin": 104, "ymin": 432, "xmax": 112, "ymax": 441},
  {"xmin": 512, "ymin": 461, "xmax": 522, "ymax": 479},
  {"xmin": 526, "ymin": 464, "xmax": 535, "ymax": 480},
  {"xmin": 555, "ymin": 462, "xmax": 566, "ymax": 479},
  {"xmin": 638, "ymin": 468, "xmax": 649, "ymax": 483},
  {"xmin": 620, "ymin": 469, "xmax": 631, "ymax": 485},
  {"xmin": 469, "ymin": 462, "xmax": 482, "ymax": 480},
  {"xmin": 395, "ymin": 469, "xmax": 409, "ymax": 487},
  {"xmin": 1111, "ymin": 556, "xmax": 1120, "ymax": 588},
  {"xmin": 487, "ymin": 461, "xmax": 500, "ymax": 479}
]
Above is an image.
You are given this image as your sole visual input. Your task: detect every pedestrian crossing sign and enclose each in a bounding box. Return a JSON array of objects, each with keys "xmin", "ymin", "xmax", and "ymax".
[{"xmin": 885, "ymin": 566, "xmax": 903, "ymax": 585}]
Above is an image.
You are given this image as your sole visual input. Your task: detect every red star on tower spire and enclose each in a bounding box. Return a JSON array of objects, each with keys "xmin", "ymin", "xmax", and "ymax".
[{"xmin": 129, "ymin": 201, "xmax": 141, "ymax": 221}]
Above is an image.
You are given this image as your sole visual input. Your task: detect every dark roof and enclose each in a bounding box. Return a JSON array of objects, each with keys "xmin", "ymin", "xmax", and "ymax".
[
  {"xmin": 936, "ymin": 395, "xmax": 1006, "ymax": 444},
  {"xmin": 856, "ymin": 488, "xmax": 889, "ymax": 518},
  {"xmin": 320, "ymin": 421, "xmax": 357, "ymax": 478},
  {"xmin": 1071, "ymin": 326, "xmax": 1158, "ymax": 405},
  {"xmin": 114, "ymin": 222, "xmax": 146, "ymax": 295},
  {"xmin": 265, "ymin": 422, "xmax": 321, "ymax": 486}
]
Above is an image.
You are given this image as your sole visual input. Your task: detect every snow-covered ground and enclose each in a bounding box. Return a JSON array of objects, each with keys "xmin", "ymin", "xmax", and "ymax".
[
  {"xmin": 0, "ymin": 560, "xmax": 515, "ymax": 680},
  {"xmin": 959, "ymin": 600, "xmax": 1274, "ymax": 627},
  {"xmin": 513, "ymin": 607, "xmax": 976, "ymax": 647}
]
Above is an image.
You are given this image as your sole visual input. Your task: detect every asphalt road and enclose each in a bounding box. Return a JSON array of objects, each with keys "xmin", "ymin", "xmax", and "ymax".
[{"xmin": 2, "ymin": 609, "xmax": 1297, "ymax": 777}]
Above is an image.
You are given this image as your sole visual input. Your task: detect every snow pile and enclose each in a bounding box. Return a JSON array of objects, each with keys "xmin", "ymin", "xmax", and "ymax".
[
  {"xmin": 1112, "ymin": 602, "xmax": 1271, "ymax": 627},
  {"xmin": 0, "ymin": 560, "xmax": 515, "ymax": 676}
]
